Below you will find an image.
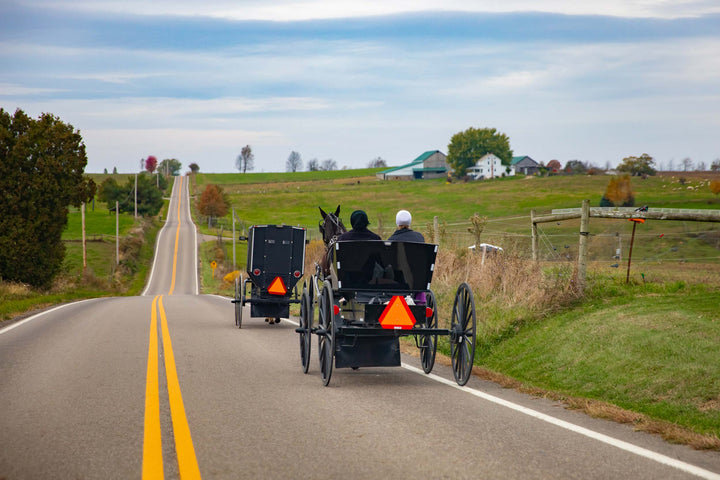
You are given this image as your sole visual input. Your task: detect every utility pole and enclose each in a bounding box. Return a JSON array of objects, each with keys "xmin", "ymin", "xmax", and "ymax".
[
  {"xmin": 232, "ymin": 208, "xmax": 236, "ymax": 271},
  {"xmin": 134, "ymin": 173, "xmax": 138, "ymax": 219},
  {"xmin": 116, "ymin": 201, "xmax": 119, "ymax": 265},
  {"xmin": 577, "ymin": 199, "xmax": 589, "ymax": 293},
  {"xmin": 81, "ymin": 203, "xmax": 87, "ymax": 271}
]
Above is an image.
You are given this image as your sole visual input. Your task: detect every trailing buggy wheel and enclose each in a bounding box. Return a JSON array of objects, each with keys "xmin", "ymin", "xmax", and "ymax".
[
  {"xmin": 299, "ymin": 285, "xmax": 312, "ymax": 374},
  {"xmin": 419, "ymin": 290, "xmax": 438, "ymax": 374},
  {"xmin": 450, "ymin": 282, "xmax": 477, "ymax": 386},
  {"xmin": 318, "ymin": 281, "xmax": 335, "ymax": 386}
]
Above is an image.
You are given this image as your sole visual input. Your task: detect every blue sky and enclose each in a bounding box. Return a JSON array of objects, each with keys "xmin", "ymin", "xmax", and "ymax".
[{"xmin": 2, "ymin": 1, "xmax": 719, "ymax": 173}]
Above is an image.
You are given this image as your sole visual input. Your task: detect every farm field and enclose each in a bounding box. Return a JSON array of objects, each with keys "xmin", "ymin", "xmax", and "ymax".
[{"xmin": 192, "ymin": 169, "xmax": 720, "ymax": 446}]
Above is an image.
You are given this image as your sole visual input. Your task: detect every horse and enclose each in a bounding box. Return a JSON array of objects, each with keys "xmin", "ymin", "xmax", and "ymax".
[{"xmin": 318, "ymin": 205, "xmax": 346, "ymax": 277}]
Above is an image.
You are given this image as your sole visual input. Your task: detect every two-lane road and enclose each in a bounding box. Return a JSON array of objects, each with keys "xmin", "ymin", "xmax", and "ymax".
[{"xmin": 2, "ymin": 178, "xmax": 719, "ymax": 479}]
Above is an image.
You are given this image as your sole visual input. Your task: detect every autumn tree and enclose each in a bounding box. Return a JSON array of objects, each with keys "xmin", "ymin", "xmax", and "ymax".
[
  {"xmin": 0, "ymin": 108, "xmax": 96, "ymax": 288},
  {"xmin": 447, "ymin": 127, "xmax": 513, "ymax": 177},
  {"xmin": 145, "ymin": 155, "xmax": 157, "ymax": 174},
  {"xmin": 600, "ymin": 175, "xmax": 635, "ymax": 207},
  {"xmin": 617, "ymin": 153, "xmax": 656, "ymax": 177},
  {"xmin": 546, "ymin": 159, "xmax": 562, "ymax": 173},
  {"xmin": 563, "ymin": 160, "xmax": 587, "ymax": 175},
  {"xmin": 286, "ymin": 151, "xmax": 302, "ymax": 172},
  {"xmin": 710, "ymin": 180, "xmax": 720, "ymax": 197},
  {"xmin": 198, "ymin": 184, "xmax": 230, "ymax": 220},
  {"xmin": 236, "ymin": 145, "xmax": 254, "ymax": 173}
]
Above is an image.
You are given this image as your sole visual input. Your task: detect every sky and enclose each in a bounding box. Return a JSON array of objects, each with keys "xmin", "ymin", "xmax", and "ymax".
[{"xmin": 1, "ymin": 1, "xmax": 719, "ymax": 173}]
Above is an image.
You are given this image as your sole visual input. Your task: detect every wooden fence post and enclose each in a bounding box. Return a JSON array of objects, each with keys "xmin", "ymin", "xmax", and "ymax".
[
  {"xmin": 578, "ymin": 199, "xmax": 590, "ymax": 293},
  {"xmin": 531, "ymin": 209, "xmax": 538, "ymax": 261}
]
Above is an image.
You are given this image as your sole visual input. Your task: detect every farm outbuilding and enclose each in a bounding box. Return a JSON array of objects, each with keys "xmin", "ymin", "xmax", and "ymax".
[
  {"xmin": 377, "ymin": 150, "xmax": 449, "ymax": 180},
  {"xmin": 511, "ymin": 155, "xmax": 540, "ymax": 175}
]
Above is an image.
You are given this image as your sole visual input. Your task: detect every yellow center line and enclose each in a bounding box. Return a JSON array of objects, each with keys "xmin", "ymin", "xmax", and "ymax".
[
  {"xmin": 159, "ymin": 295, "xmax": 201, "ymax": 479},
  {"xmin": 169, "ymin": 176, "xmax": 183, "ymax": 296},
  {"xmin": 142, "ymin": 295, "xmax": 164, "ymax": 479},
  {"xmin": 143, "ymin": 294, "xmax": 202, "ymax": 479}
]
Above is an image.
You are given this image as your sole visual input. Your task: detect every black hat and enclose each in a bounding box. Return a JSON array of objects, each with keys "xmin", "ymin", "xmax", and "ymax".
[{"xmin": 350, "ymin": 210, "xmax": 369, "ymax": 229}]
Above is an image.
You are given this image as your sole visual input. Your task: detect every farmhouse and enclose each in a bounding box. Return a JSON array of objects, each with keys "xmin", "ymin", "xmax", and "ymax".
[
  {"xmin": 511, "ymin": 155, "xmax": 540, "ymax": 175},
  {"xmin": 467, "ymin": 153, "xmax": 515, "ymax": 180},
  {"xmin": 377, "ymin": 150, "xmax": 449, "ymax": 180}
]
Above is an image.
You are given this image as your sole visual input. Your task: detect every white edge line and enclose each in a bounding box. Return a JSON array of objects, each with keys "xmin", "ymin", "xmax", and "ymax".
[
  {"xmin": 142, "ymin": 177, "xmax": 177, "ymax": 297},
  {"xmin": 401, "ymin": 363, "xmax": 720, "ymax": 480},
  {"xmin": 0, "ymin": 298, "xmax": 100, "ymax": 336}
]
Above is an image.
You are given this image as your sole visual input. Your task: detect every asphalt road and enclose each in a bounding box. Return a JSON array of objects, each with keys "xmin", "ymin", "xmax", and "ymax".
[{"xmin": 2, "ymin": 178, "xmax": 720, "ymax": 479}]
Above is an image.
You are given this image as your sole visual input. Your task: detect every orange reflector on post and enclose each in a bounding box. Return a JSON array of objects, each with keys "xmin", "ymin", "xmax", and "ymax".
[
  {"xmin": 267, "ymin": 276, "xmax": 287, "ymax": 296},
  {"xmin": 379, "ymin": 296, "xmax": 416, "ymax": 330},
  {"xmin": 629, "ymin": 218, "xmax": 645, "ymax": 224}
]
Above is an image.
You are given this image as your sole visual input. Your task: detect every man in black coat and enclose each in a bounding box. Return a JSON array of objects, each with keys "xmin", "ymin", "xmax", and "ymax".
[
  {"xmin": 337, "ymin": 210, "xmax": 381, "ymax": 241},
  {"xmin": 388, "ymin": 210, "xmax": 424, "ymax": 242}
]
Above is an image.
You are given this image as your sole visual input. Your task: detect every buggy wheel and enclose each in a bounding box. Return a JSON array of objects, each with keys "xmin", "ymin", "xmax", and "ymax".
[
  {"xmin": 318, "ymin": 281, "xmax": 335, "ymax": 386},
  {"xmin": 234, "ymin": 275, "xmax": 244, "ymax": 329},
  {"xmin": 299, "ymin": 287, "xmax": 312, "ymax": 373},
  {"xmin": 419, "ymin": 290, "xmax": 438, "ymax": 374},
  {"xmin": 450, "ymin": 282, "xmax": 477, "ymax": 386}
]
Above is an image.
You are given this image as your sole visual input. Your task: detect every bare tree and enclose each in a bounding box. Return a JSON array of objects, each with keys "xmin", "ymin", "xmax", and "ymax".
[
  {"xmin": 307, "ymin": 158, "xmax": 319, "ymax": 171},
  {"xmin": 321, "ymin": 158, "xmax": 337, "ymax": 171},
  {"xmin": 368, "ymin": 156, "xmax": 387, "ymax": 168},
  {"xmin": 696, "ymin": 160, "xmax": 707, "ymax": 171},
  {"xmin": 236, "ymin": 145, "xmax": 254, "ymax": 173},
  {"xmin": 681, "ymin": 157, "xmax": 693, "ymax": 172},
  {"xmin": 286, "ymin": 151, "xmax": 302, "ymax": 172}
]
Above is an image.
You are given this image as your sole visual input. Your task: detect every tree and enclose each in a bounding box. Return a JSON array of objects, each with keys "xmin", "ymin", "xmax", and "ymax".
[
  {"xmin": 447, "ymin": 127, "xmax": 513, "ymax": 177},
  {"xmin": 710, "ymin": 180, "xmax": 720, "ymax": 196},
  {"xmin": 113, "ymin": 166, "xmax": 118, "ymax": 174},
  {"xmin": 197, "ymin": 184, "xmax": 230, "ymax": 219},
  {"xmin": 188, "ymin": 163, "xmax": 200, "ymax": 174},
  {"xmin": 600, "ymin": 175, "xmax": 635, "ymax": 207},
  {"xmin": 286, "ymin": 151, "xmax": 302, "ymax": 172},
  {"xmin": 236, "ymin": 145, "xmax": 254, "ymax": 173},
  {"xmin": 617, "ymin": 153, "xmax": 656, "ymax": 177},
  {"xmin": 546, "ymin": 159, "xmax": 561, "ymax": 173},
  {"xmin": 681, "ymin": 157, "xmax": 693, "ymax": 171},
  {"xmin": 563, "ymin": 160, "xmax": 587, "ymax": 175},
  {"xmin": 711, "ymin": 159, "xmax": 720, "ymax": 172},
  {"xmin": 0, "ymin": 108, "xmax": 96, "ymax": 288},
  {"xmin": 368, "ymin": 157, "xmax": 387, "ymax": 168},
  {"xmin": 145, "ymin": 155, "xmax": 157, "ymax": 174},
  {"xmin": 696, "ymin": 160, "xmax": 706, "ymax": 171},
  {"xmin": 307, "ymin": 158, "xmax": 319, "ymax": 171},
  {"xmin": 103, "ymin": 168, "xmax": 108, "ymax": 174},
  {"xmin": 158, "ymin": 158, "xmax": 182, "ymax": 176},
  {"xmin": 320, "ymin": 158, "xmax": 337, "ymax": 171},
  {"xmin": 98, "ymin": 173, "xmax": 164, "ymax": 216}
]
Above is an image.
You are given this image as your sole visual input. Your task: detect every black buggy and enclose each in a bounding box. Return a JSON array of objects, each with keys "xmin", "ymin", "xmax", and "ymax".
[
  {"xmin": 232, "ymin": 224, "xmax": 306, "ymax": 328},
  {"xmin": 296, "ymin": 240, "xmax": 477, "ymax": 386}
]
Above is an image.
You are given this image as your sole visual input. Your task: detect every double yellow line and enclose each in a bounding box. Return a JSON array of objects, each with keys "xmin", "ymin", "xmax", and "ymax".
[
  {"xmin": 143, "ymin": 177, "xmax": 200, "ymax": 479},
  {"xmin": 143, "ymin": 296, "xmax": 201, "ymax": 479}
]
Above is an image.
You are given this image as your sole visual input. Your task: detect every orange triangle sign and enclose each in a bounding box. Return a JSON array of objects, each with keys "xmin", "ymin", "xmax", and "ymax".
[
  {"xmin": 267, "ymin": 276, "xmax": 287, "ymax": 296},
  {"xmin": 379, "ymin": 296, "xmax": 416, "ymax": 330}
]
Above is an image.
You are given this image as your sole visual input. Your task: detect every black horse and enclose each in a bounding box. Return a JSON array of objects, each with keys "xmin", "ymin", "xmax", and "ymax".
[{"xmin": 318, "ymin": 205, "xmax": 346, "ymax": 277}]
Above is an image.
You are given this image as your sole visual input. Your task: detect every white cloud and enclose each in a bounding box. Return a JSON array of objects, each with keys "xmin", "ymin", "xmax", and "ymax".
[{"xmin": 26, "ymin": 0, "xmax": 720, "ymax": 19}]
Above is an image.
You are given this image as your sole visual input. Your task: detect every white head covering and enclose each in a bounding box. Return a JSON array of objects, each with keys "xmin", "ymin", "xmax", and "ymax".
[{"xmin": 396, "ymin": 210, "xmax": 412, "ymax": 226}]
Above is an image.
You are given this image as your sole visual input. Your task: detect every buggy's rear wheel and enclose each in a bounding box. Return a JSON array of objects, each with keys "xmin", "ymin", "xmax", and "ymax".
[
  {"xmin": 419, "ymin": 290, "xmax": 438, "ymax": 374},
  {"xmin": 450, "ymin": 282, "xmax": 477, "ymax": 386},
  {"xmin": 318, "ymin": 281, "xmax": 335, "ymax": 386},
  {"xmin": 234, "ymin": 275, "xmax": 243, "ymax": 329},
  {"xmin": 299, "ymin": 285, "xmax": 312, "ymax": 374}
]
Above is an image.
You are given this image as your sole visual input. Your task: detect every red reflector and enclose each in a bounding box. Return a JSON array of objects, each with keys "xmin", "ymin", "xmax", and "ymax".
[
  {"xmin": 379, "ymin": 296, "xmax": 416, "ymax": 330},
  {"xmin": 333, "ymin": 305, "xmax": 340, "ymax": 315},
  {"xmin": 267, "ymin": 276, "xmax": 287, "ymax": 296},
  {"xmin": 293, "ymin": 270, "xmax": 301, "ymax": 278},
  {"xmin": 425, "ymin": 307, "xmax": 434, "ymax": 318},
  {"xmin": 253, "ymin": 268, "xmax": 261, "ymax": 276}
]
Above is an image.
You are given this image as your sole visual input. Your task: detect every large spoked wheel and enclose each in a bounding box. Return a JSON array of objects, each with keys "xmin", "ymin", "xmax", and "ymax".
[
  {"xmin": 318, "ymin": 281, "xmax": 335, "ymax": 386},
  {"xmin": 450, "ymin": 282, "xmax": 477, "ymax": 386},
  {"xmin": 234, "ymin": 275, "xmax": 244, "ymax": 329},
  {"xmin": 419, "ymin": 290, "xmax": 438, "ymax": 374},
  {"xmin": 299, "ymin": 285, "xmax": 312, "ymax": 374}
]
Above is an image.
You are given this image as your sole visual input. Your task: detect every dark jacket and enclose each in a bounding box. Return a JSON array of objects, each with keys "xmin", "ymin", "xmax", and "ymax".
[
  {"xmin": 387, "ymin": 228, "xmax": 425, "ymax": 243},
  {"xmin": 337, "ymin": 228, "xmax": 381, "ymax": 241}
]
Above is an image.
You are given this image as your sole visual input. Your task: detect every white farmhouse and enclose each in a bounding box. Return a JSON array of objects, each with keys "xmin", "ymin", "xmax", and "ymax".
[{"xmin": 467, "ymin": 153, "xmax": 515, "ymax": 180}]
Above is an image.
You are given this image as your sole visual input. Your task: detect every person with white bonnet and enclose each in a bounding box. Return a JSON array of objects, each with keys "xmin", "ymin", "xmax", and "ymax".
[{"xmin": 387, "ymin": 210, "xmax": 425, "ymax": 242}]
